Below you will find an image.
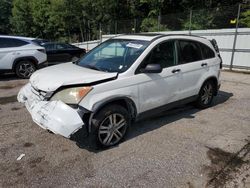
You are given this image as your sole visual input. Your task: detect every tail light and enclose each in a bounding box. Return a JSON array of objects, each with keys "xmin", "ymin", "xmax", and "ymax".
[{"xmin": 210, "ymin": 39, "xmax": 222, "ymax": 69}]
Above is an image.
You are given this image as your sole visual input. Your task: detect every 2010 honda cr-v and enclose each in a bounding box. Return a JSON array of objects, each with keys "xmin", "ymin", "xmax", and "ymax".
[{"xmin": 18, "ymin": 34, "xmax": 221, "ymax": 148}]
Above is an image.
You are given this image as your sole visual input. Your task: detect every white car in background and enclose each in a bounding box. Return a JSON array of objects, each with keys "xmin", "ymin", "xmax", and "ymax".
[
  {"xmin": 18, "ymin": 34, "xmax": 221, "ymax": 148},
  {"xmin": 0, "ymin": 35, "xmax": 47, "ymax": 78}
]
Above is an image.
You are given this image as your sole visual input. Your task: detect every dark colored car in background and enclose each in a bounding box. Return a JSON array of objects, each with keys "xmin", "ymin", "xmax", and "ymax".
[
  {"xmin": 32, "ymin": 39, "xmax": 49, "ymax": 45},
  {"xmin": 39, "ymin": 42, "xmax": 86, "ymax": 65}
]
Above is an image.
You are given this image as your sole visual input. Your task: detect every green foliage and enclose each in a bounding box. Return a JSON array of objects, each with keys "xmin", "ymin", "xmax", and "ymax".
[
  {"xmin": 11, "ymin": 0, "xmax": 34, "ymax": 36},
  {"xmin": 30, "ymin": 0, "xmax": 51, "ymax": 38},
  {"xmin": 47, "ymin": 0, "xmax": 67, "ymax": 40},
  {"xmin": 0, "ymin": 0, "xmax": 12, "ymax": 34},
  {"xmin": 1, "ymin": 0, "xmax": 247, "ymax": 41},
  {"xmin": 140, "ymin": 17, "xmax": 168, "ymax": 32},
  {"xmin": 182, "ymin": 9, "xmax": 216, "ymax": 30},
  {"xmin": 240, "ymin": 10, "xmax": 250, "ymax": 27}
]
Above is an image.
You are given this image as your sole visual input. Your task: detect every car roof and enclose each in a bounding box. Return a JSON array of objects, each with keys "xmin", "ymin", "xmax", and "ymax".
[
  {"xmin": 41, "ymin": 42, "xmax": 69, "ymax": 45},
  {"xmin": 113, "ymin": 33, "xmax": 205, "ymax": 41},
  {"xmin": 0, "ymin": 35, "xmax": 35, "ymax": 41},
  {"xmin": 114, "ymin": 34, "xmax": 163, "ymax": 41}
]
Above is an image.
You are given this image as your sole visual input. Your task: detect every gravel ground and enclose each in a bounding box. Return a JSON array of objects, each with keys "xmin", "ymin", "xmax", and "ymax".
[{"xmin": 0, "ymin": 71, "xmax": 249, "ymax": 188}]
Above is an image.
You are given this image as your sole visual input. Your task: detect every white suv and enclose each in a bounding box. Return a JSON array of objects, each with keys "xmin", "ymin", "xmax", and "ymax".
[
  {"xmin": 0, "ymin": 36, "xmax": 47, "ymax": 78},
  {"xmin": 18, "ymin": 34, "xmax": 221, "ymax": 148}
]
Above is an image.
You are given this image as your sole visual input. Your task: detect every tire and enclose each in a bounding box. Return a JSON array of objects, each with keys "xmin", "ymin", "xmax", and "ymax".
[
  {"xmin": 71, "ymin": 56, "xmax": 79, "ymax": 62},
  {"xmin": 15, "ymin": 60, "xmax": 36, "ymax": 79},
  {"xmin": 195, "ymin": 80, "xmax": 215, "ymax": 109},
  {"xmin": 80, "ymin": 52, "xmax": 86, "ymax": 57},
  {"xmin": 91, "ymin": 104, "xmax": 130, "ymax": 148}
]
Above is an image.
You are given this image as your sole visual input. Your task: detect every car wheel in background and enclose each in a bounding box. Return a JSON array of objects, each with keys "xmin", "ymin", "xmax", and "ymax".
[
  {"xmin": 80, "ymin": 52, "xmax": 86, "ymax": 57},
  {"xmin": 15, "ymin": 60, "xmax": 36, "ymax": 79},
  {"xmin": 92, "ymin": 105, "xmax": 130, "ymax": 148},
  {"xmin": 71, "ymin": 56, "xmax": 79, "ymax": 62},
  {"xmin": 195, "ymin": 80, "xmax": 215, "ymax": 109}
]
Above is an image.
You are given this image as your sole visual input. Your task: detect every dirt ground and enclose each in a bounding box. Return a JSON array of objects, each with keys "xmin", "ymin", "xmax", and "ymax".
[{"xmin": 0, "ymin": 71, "xmax": 249, "ymax": 188}]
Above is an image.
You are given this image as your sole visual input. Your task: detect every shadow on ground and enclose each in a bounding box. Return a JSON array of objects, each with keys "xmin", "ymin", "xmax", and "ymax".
[
  {"xmin": 72, "ymin": 90, "xmax": 233, "ymax": 152},
  {"xmin": 0, "ymin": 73, "xmax": 23, "ymax": 81}
]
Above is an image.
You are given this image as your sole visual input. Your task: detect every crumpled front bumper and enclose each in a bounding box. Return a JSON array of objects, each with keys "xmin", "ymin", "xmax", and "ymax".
[{"xmin": 17, "ymin": 83, "xmax": 84, "ymax": 138}]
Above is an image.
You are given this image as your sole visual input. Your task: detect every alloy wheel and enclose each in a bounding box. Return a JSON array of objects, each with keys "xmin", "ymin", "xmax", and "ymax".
[
  {"xmin": 201, "ymin": 83, "xmax": 213, "ymax": 105},
  {"xmin": 18, "ymin": 62, "xmax": 35, "ymax": 78},
  {"xmin": 98, "ymin": 113, "xmax": 127, "ymax": 146}
]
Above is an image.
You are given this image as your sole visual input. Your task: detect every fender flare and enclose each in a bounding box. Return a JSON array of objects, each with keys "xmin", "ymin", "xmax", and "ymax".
[
  {"xmin": 199, "ymin": 76, "xmax": 219, "ymax": 96},
  {"xmin": 12, "ymin": 56, "xmax": 39, "ymax": 70},
  {"xmin": 88, "ymin": 96, "xmax": 138, "ymax": 133}
]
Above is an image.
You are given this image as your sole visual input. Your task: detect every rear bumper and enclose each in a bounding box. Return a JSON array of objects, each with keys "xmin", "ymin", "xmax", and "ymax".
[{"xmin": 17, "ymin": 83, "xmax": 85, "ymax": 138}]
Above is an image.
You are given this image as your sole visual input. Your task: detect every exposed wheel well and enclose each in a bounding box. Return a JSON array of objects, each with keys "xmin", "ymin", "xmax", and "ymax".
[
  {"xmin": 12, "ymin": 57, "xmax": 38, "ymax": 71},
  {"xmin": 202, "ymin": 77, "xmax": 218, "ymax": 96},
  {"xmin": 93, "ymin": 98, "xmax": 137, "ymax": 121}
]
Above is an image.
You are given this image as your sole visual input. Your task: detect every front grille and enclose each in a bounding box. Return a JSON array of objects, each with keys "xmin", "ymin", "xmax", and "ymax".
[{"xmin": 31, "ymin": 86, "xmax": 47, "ymax": 101}]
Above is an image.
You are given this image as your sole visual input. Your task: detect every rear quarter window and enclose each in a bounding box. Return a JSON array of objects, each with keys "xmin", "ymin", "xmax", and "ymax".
[
  {"xmin": 43, "ymin": 44, "xmax": 55, "ymax": 50},
  {"xmin": 0, "ymin": 38, "xmax": 29, "ymax": 48},
  {"xmin": 56, "ymin": 43, "xmax": 69, "ymax": 50},
  {"xmin": 199, "ymin": 43, "xmax": 215, "ymax": 59}
]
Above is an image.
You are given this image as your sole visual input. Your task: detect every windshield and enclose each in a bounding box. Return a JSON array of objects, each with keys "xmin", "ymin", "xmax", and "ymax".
[{"xmin": 77, "ymin": 39, "xmax": 150, "ymax": 73}]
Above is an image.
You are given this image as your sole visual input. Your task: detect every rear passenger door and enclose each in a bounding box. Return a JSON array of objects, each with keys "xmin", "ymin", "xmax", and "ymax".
[{"xmin": 176, "ymin": 39, "xmax": 209, "ymax": 99}]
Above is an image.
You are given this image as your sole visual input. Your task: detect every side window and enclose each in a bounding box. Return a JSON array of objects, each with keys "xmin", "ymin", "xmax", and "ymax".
[
  {"xmin": 140, "ymin": 40, "xmax": 176, "ymax": 70},
  {"xmin": 12, "ymin": 39, "xmax": 29, "ymax": 47},
  {"xmin": 199, "ymin": 43, "xmax": 215, "ymax": 59},
  {"xmin": 0, "ymin": 38, "xmax": 28, "ymax": 48},
  {"xmin": 178, "ymin": 40, "xmax": 202, "ymax": 63},
  {"xmin": 0, "ymin": 38, "xmax": 6, "ymax": 48},
  {"xmin": 56, "ymin": 43, "xmax": 68, "ymax": 50},
  {"xmin": 67, "ymin": 44, "xmax": 76, "ymax": 49},
  {"xmin": 44, "ymin": 44, "xmax": 55, "ymax": 50}
]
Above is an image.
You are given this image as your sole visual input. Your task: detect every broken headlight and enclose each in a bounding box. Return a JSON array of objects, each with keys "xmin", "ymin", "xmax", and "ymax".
[{"xmin": 50, "ymin": 86, "xmax": 93, "ymax": 104}]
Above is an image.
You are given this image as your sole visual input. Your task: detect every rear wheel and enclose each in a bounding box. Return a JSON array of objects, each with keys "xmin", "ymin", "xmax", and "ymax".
[
  {"xmin": 92, "ymin": 105, "xmax": 130, "ymax": 148},
  {"xmin": 195, "ymin": 80, "xmax": 215, "ymax": 109},
  {"xmin": 71, "ymin": 56, "xmax": 79, "ymax": 62},
  {"xmin": 15, "ymin": 60, "xmax": 36, "ymax": 79}
]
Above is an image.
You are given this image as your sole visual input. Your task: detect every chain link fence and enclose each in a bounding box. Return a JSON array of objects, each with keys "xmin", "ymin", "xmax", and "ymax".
[
  {"xmin": 73, "ymin": 3, "xmax": 250, "ymax": 70},
  {"xmin": 98, "ymin": 4, "xmax": 249, "ymax": 35},
  {"xmin": 72, "ymin": 4, "xmax": 250, "ymax": 42}
]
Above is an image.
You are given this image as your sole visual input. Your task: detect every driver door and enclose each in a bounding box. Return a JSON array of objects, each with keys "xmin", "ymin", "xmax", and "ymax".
[{"xmin": 136, "ymin": 40, "xmax": 183, "ymax": 113}]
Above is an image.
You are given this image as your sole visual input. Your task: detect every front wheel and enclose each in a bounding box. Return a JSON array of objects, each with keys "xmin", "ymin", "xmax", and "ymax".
[
  {"xmin": 195, "ymin": 80, "xmax": 215, "ymax": 109},
  {"xmin": 15, "ymin": 60, "xmax": 36, "ymax": 79},
  {"xmin": 92, "ymin": 105, "xmax": 130, "ymax": 148}
]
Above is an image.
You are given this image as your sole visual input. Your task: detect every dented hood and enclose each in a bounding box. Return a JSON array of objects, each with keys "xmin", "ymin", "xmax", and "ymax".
[{"xmin": 30, "ymin": 63, "xmax": 117, "ymax": 91}]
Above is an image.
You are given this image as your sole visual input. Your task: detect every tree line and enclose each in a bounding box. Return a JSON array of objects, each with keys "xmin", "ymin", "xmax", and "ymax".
[{"xmin": 0, "ymin": 0, "xmax": 249, "ymax": 42}]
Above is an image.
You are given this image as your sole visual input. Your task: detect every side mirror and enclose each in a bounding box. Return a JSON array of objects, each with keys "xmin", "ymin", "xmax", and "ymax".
[{"xmin": 141, "ymin": 64, "xmax": 162, "ymax": 73}]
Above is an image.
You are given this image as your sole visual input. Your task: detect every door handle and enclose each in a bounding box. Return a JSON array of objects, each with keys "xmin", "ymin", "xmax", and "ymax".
[
  {"xmin": 201, "ymin": 63, "xmax": 208, "ymax": 67},
  {"xmin": 172, "ymin": 69, "xmax": 181, "ymax": 73}
]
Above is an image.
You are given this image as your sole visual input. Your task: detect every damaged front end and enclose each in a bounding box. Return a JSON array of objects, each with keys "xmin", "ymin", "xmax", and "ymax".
[{"xmin": 17, "ymin": 83, "xmax": 87, "ymax": 138}]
